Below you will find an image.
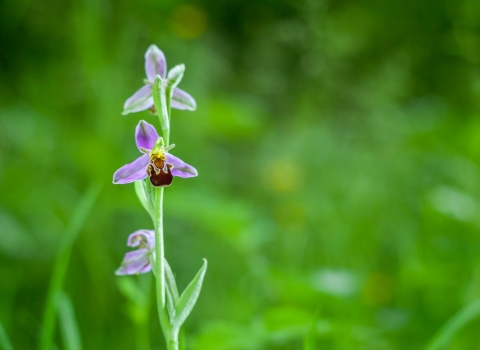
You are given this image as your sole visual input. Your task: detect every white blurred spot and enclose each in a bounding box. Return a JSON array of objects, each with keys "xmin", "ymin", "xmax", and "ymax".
[
  {"xmin": 429, "ymin": 186, "xmax": 478, "ymax": 222},
  {"xmin": 310, "ymin": 269, "xmax": 359, "ymax": 297}
]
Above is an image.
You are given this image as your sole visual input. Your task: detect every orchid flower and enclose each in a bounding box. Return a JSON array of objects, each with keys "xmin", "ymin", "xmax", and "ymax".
[
  {"xmin": 122, "ymin": 45, "xmax": 196, "ymax": 115},
  {"xmin": 113, "ymin": 120, "xmax": 197, "ymax": 187},
  {"xmin": 115, "ymin": 230, "xmax": 155, "ymax": 275}
]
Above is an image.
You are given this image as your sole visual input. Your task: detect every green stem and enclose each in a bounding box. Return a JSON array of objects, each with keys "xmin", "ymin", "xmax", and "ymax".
[
  {"xmin": 153, "ymin": 189, "xmax": 178, "ymax": 350},
  {"xmin": 159, "ymin": 84, "xmax": 171, "ymax": 145},
  {"xmin": 166, "ymin": 85, "xmax": 172, "ymax": 139},
  {"xmin": 168, "ymin": 336, "xmax": 179, "ymax": 350},
  {"xmin": 152, "ymin": 75, "xmax": 178, "ymax": 350},
  {"xmin": 153, "ymin": 188, "xmax": 171, "ymax": 338}
]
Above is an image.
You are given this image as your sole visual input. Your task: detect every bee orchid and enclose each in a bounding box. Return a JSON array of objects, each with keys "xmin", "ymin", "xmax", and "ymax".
[
  {"xmin": 115, "ymin": 230, "xmax": 155, "ymax": 275},
  {"xmin": 122, "ymin": 45, "xmax": 196, "ymax": 115},
  {"xmin": 113, "ymin": 120, "xmax": 197, "ymax": 187}
]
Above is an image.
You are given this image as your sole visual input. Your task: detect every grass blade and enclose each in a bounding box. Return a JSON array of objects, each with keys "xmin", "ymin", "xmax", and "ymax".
[
  {"xmin": 39, "ymin": 183, "xmax": 101, "ymax": 350},
  {"xmin": 303, "ymin": 308, "xmax": 320, "ymax": 350},
  {"xmin": 0, "ymin": 321, "xmax": 14, "ymax": 350},
  {"xmin": 424, "ymin": 299, "xmax": 480, "ymax": 350},
  {"xmin": 55, "ymin": 292, "xmax": 83, "ymax": 350}
]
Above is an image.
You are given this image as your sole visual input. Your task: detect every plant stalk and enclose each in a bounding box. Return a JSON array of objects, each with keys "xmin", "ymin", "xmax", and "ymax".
[{"xmin": 152, "ymin": 76, "xmax": 179, "ymax": 350}]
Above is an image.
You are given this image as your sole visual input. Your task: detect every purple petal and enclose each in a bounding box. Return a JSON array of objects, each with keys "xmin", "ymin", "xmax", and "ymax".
[
  {"xmin": 113, "ymin": 154, "xmax": 149, "ymax": 184},
  {"xmin": 127, "ymin": 230, "xmax": 155, "ymax": 250},
  {"xmin": 167, "ymin": 153, "xmax": 198, "ymax": 178},
  {"xmin": 115, "ymin": 249, "xmax": 150, "ymax": 275},
  {"xmin": 138, "ymin": 264, "xmax": 152, "ymax": 274},
  {"xmin": 123, "ymin": 85, "xmax": 154, "ymax": 115},
  {"xmin": 171, "ymin": 87, "xmax": 196, "ymax": 111},
  {"xmin": 145, "ymin": 45, "xmax": 167, "ymax": 81},
  {"xmin": 136, "ymin": 121, "xmax": 159, "ymax": 151}
]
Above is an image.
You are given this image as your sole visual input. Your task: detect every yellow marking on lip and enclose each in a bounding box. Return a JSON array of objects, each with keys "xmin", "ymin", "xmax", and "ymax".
[{"xmin": 150, "ymin": 150, "xmax": 166, "ymax": 161}]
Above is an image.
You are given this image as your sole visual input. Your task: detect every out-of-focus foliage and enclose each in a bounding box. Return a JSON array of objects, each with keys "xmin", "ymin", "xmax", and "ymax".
[{"xmin": 1, "ymin": 0, "xmax": 480, "ymax": 349}]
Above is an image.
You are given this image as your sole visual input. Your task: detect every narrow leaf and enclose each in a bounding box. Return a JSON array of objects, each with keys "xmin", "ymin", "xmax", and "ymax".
[
  {"xmin": 164, "ymin": 259, "xmax": 179, "ymax": 302},
  {"xmin": 424, "ymin": 299, "xmax": 480, "ymax": 350},
  {"xmin": 55, "ymin": 291, "xmax": 83, "ymax": 350},
  {"xmin": 165, "ymin": 285, "xmax": 176, "ymax": 322},
  {"xmin": 172, "ymin": 259, "xmax": 208, "ymax": 329},
  {"xmin": 134, "ymin": 180, "xmax": 153, "ymax": 219},
  {"xmin": 142, "ymin": 178, "xmax": 156, "ymax": 207},
  {"xmin": 164, "ymin": 259, "xmax": 180, "ymax": 321},
  {"xmin": 164, "ymin": 259, "xmax": 178, "ymax": 323},
  {"xmin": 0, "ymin": 321, "xmax": 14, "ymax": 350}
]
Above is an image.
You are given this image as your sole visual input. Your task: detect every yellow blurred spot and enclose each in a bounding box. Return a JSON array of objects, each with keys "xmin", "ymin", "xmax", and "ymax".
[
  {"xmin": 362, "ymin": 272, "xmax": 394, "ymax": 306},
  {"xmin": 274, "ymin": 201, "xmax": 307, "ymax": 229},
  {"xmin": 170, "ymin": 5, "xmax": 208, "ymax": 39},
  {"xmin": 264, "ymin": 158, "xmax": 303, "ymax": 193}
]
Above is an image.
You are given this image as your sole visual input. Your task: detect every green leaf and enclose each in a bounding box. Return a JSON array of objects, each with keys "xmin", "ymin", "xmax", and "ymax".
[
  {"xmin": 55, "ymin": 291, "xmax": 83, "ymax": 350},
  {"xmin": 142, "ymin": 178, "xmax": 156, "ymax": 207},
  {"xmin": 171, "ymin": 259, "xmax": 208, "ymax": 330},
  {"xmin": 134, "ymin": 180, "xmax": 153, "ymax": 219},
  {"xmin": 0, "ymin": 321, "xmax": 14, "ymax": 350},
  {"xmin": 424, "ymin": 299, "xmax": 480, "ymax": 350},
  {"xmin": 164, "ymin": 259, "xmax": 180, "ymax": 321}
]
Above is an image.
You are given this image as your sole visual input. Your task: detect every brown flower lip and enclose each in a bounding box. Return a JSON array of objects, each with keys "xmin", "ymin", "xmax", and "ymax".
[{"xmin": 147, "ymin": 154, "xmax": 174, "ymax": 187}]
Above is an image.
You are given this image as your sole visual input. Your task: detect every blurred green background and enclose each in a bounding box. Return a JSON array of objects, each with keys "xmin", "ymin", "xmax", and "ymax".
[{"xmin": 2, "ymin": 0, "xmax": 480, "ymax": 349}]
